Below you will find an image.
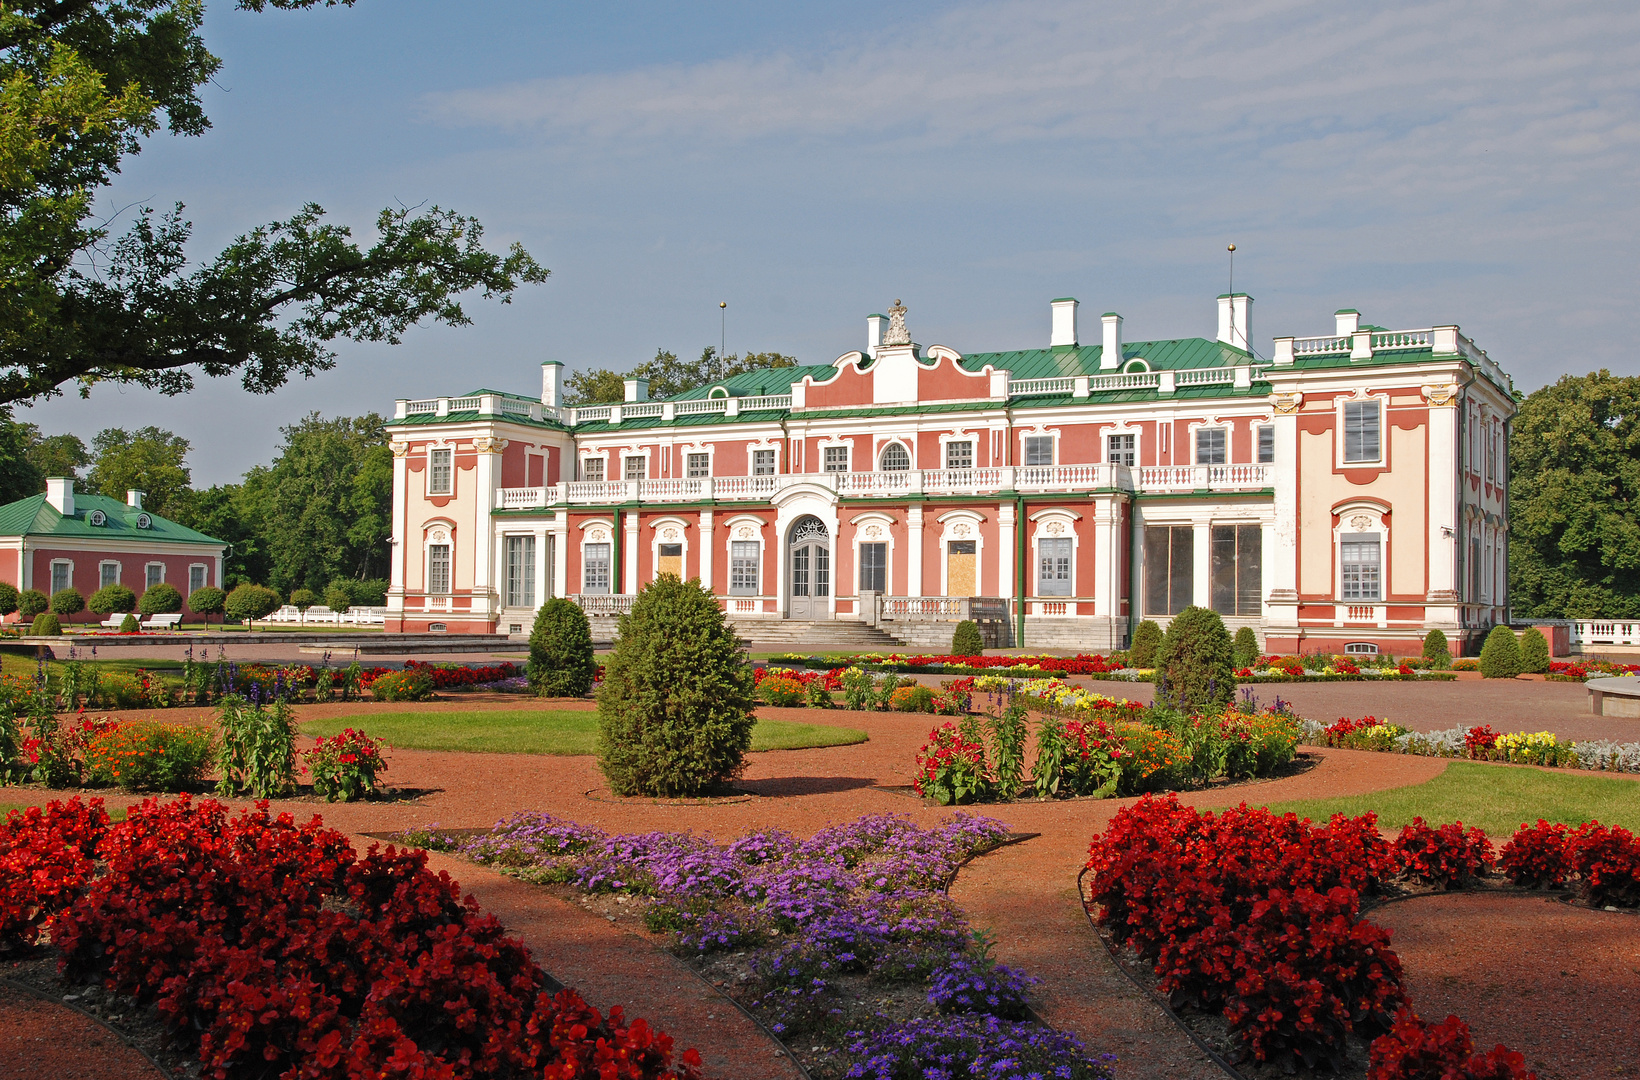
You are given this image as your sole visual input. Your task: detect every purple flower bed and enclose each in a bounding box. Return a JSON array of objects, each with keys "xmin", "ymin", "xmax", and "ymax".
[{"xmin": 452, "ymin": 811, "xmax": 1117, "ymax": 1079}]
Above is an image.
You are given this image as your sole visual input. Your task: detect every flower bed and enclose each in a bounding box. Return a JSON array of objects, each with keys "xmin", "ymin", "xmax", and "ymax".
[
  {"xmin": 427, "ymin": 811, "xmax": 1117, "ymax": 1080},
  {"xmin": 3, "ymin": 795, "xmax": 699, "ymax": 1080},
  {"xmin": 770, "ymin": 651, "xmax": 1141, "ymax": 680},
  {"xmin": 1306, "ymin": 718, "xmax": 1640, "ymax": 773},
  {"xmin": 1547, "ymin": 659, "xmax": 1640, "ymax": 681}
]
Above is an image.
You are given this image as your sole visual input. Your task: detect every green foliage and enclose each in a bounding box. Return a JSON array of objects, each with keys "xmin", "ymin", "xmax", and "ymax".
[
  {"xmin": 87, "ymin": 722, "xmax": 213, "ymax": 792},
  {"xmin": 290, "ymin": 588, "xmax": 317, "ymax": 611},
  {"xmin": 30, "ymin": 612, "xmax": 61, "ymax": 635},
  {"xmin": 224, "ymin": 583, "xmax": 281, "ymax": 623},
  {"xmin": 1422, "ymin": 628, "xmax": 1451, "ymax": 669},
  {"xmin": 527, "ymin": 598, "xmax": 597, "ymax": 697},
  {"xmin": 1519, "ymin": 626, "xmax": 1551, "ymax": 674},
  {"xmin": 323, "ymin": 585, "xmax": 352, "ymax": 612},
  {"xmin": 1129, "ymin": 619, "xmax": 1163, "ymax": 667},
  {"xmin": 19, "ymin": 428, "xmax": 91, "ymax": 482},
  {"xmin": 805, "ymin": 679, "xmax": 832, "ymax": 708},
  {"xmin": 368, "ymin": 669, "xmax": 434, "ymax": 702},
  {"xmin": 760, "ymin": 675, "xmax": 805, "ymax": 707},
  {"xmin": 86, "ymin": 427, "xmax": 191, "ymax": 517},
  {"xmin": 988, "ymin": 701, "xmax": 1028, "ymax": 798},
  {"xmin": 840, "ymin": 667, "xmax": 874, "ymax": 711},
  {"xmin": 171, "ymin": 484, "xmax": 267, "ymax": 587},
  {"xmin": 950, "ymin": 620, "xmax": 984, "ymax": 657},
  {"xmin": 17, "ymin": 589, "xmax": 47, "ymax": 619},
  {"xmin": 119, "ymin": 614, "xmax": 139, "ymax": 633},
  {"xmin": 596, "ymin": 575, "xmax": 756, "ymax": 796},
  {"xmin": 187, "ymin": 586, "xmax": 226, "ymax": 623},
  {"xmin": 0, "ymin": 581, "xmax": 19, "ymax": 617},
  {"xmin": 1478, "ymin": 624, "xmax": 1524, "ymax": 679},
  {"xmin": 1231, "ymin": 625, "xmax": 1260, "ymax": 669},
  {"xmin": 1509, "ymin": 371, "xmax": 1640, "ymax": 617},
  {"xmin": 137, "ymin": 582, "xmax": 182, "ymax": 615},
  {"xmin": 49, "ymin": 587, "xmax": 84, "ymax": 619},
  {"xmin": 1152, "ymin": 606, "xmax": 1236, "ymax": 711},
  {"xmin": 564, "ymin": 346, "xmax": 798, "ymax": 405},
  {"xmin": 890, "ymin": 684, "xmax": 938, "ymax": 713},
  {"xmin": 215, "ymin": 695, "xmax": 298, "ymax": 799},
  {"xmin": 88, "ymin": 583, "xmax": 137, "ymax": 616}
]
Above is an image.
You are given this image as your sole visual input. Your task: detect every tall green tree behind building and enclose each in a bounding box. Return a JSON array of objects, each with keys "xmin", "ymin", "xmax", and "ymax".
[{"xmin": 86, "ymin": 426, "xmax": 192, "ymax": 515}]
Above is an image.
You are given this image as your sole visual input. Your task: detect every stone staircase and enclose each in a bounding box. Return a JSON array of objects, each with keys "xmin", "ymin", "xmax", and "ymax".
[{"xmin": 729, "ymin": 618, "xmax": 909, "ymax": 652}]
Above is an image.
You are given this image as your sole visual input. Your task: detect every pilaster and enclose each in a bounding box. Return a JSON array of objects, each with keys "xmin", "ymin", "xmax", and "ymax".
[
  {"xmin": 623, "ymin": 513, "xmax": 640, "ymax": 594},
  {"xmin": 996, "ymin": 502, "xmax": 1015, "ymax": 605},
  {"xmin": 699, "ymin": 510, "xmax": 715, "ymax": 591},
  {"xmin": 907, "ymin": 505, "xmax": 925, "ymax": 598},
  {"xmin": 1265, "ymin": 392, "xmax": 1302, "ymax": 634}
]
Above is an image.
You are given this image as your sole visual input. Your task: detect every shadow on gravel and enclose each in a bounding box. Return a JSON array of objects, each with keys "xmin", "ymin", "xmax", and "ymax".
[{"xmin": 734, "ymin": 776, "xmax": 880, "ymax": 796}]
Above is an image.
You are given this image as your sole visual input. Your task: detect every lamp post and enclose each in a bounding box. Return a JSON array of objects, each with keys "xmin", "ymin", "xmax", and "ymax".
[{"xmin": 720, "ymin": 300, "xmax": 727, "ymax": 362}]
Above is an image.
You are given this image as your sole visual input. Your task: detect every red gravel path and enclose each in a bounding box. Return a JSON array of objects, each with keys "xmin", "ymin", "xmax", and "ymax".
[{"xmin": 0, "ymin": 981, "xmax": 164, "ymax": 1079}]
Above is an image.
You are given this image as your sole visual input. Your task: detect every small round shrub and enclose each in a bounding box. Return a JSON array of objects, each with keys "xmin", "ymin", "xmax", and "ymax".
[
  {"xmin": 138, "ymin": 582, "xmax": 183, "ymax": 615},
  {"xmin": 1421, "ymin": 628, "xmax": 1451, "ymax": 669},
  {"xmin": 1231, "ymin": 625, "xmax": 1260, "ymax": 669},
  {"xmin": 323, "ymin": 585, "xmax": 353, "ymax": 613},
  {"xmin": 225, "ymin": 583, "xmax": 282, "ymax": 624},
  {"xmin": 528, "ymin": 598, "xmax": 597, "ymax": 697},
  {"xmin": 369, "ymin": 669, "xmax": 434, "ymax": 702},
  {"xmin": 760, "ymin": 675, "xmax": 805, "ymax": 707},
  {"xmin": 597, "ymin": 574, "xmax": 756, "ymax": 797},
  {"xmin": 290, "ymin": 588, "xmax": 318, "ymax": 611},
  {"xmin": 88, "ymin": 584, "xmax": 137, "ymax": 616},
  {"xmin": 1152, "ymin": 606, "xmax": 1236, "ymax": 712},
  {"xmin": 30, "ymin": 612, "xmax": 61, "ymax": 635},
  {"xmin": 50, "ymin": 586, "xmax": 85, "ymax": 621},
  {"xmin": 951, "ymin": 620, "xmax": 984, "ymax": 657},
  {"xmin": 1478, "ymin": 624, "xmax": 1523, "ymax": 679},
  {"xmin": 890, "ymin": 684, "xmax": 938, "ymax": 713},
  {"xmin": 1129, "ymin": 619, "xmax": 1163, "ymax": 667},
  {"xmin": 0, "ymin": 581, "xmax": 16, "ymax": 617},
  {"xmin": 1518, "ymin": 627, "xmax": 1550, "ymax": 674},
  {"xmin": 119, "ymin": 613, "xmax": 139, "ymax": 633},
  {"xmin": 17, "ymin": 588, "xmax": 48, "ymax": 619},
  {"xmin": 188, "ymin": 585, "xmax": 226, "ymax": 625}
]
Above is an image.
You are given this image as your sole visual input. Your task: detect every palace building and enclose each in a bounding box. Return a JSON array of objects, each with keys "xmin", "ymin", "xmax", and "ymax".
[{"xmin": 383, "ymin": 294, "xmax": 1516, "ymax": 655}]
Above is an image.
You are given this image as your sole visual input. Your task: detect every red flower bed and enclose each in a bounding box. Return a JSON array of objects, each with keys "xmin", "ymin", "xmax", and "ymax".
[
  {"xmin": 874, "ymin": 652, "xmax": 1124, "ymax": 675},
  {"xmin": 1464, "ymin": 725, "xmax": 1499, "ymax": 758},
  {"xmin": 23, "ymin": 795, "xmax": 700, "ymax": 1080},
  {"xmin": 403, "ymin": 659, "xmax": 523, "ymax": 689},
  {"xmin": 1498, "ymin": 820, "xmax": 1571, "ymax": 889},
  {"xmin": 1391, "ymin": 818, "xmax": 1493, "ymax": 888},
  {"xmin": 1322, "ymin": 715, "xmax": 1382, "ymax": 745},
  {"xmin": 0, "ymin": 798, "xmax": 110, "ymax": 948},
  {"xmin": 754, "ymin": 666, "xmax": 844, "ymax": 691},
  {"xmin": 1568, "ymin": 821, "xmax": 1640, "ymax": 908},
  {"xmin": 1368, "ymin": 1010, "xmax": 1537, "ymax": 1079}
]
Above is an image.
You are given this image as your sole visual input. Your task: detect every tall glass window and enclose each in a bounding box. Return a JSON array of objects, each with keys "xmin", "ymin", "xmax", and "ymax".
[
  {"xmin": 1038, "ymin": 537, "xmax": 1072, "ymax": 596},
  {"xmin": 1343, "ymin": 401, "xmax": 1381, "ymax": 462},
  {"xmin": 823, "ymin": 446, "xmax": 849, "ymax": 473},
  {"xmin": 624, "ymin": 455, "xmax": 647, "ymax": 480},
  {"xmin": 505, "ymin": 535, "xmax": 536, "ymax": 608},
  {"xmin": 581, "ymin": 457, "xmax": 605, "ymax": 482},
  {"xmin": 1195, "ymin": 428, "xmax": 1227, "ymax": 465},
  {"xmin": 1108, "ymin": 433, "xmax": 1136, "ymax": 466},
  {"xmin": 1024, "ymin": 436, "xmax": 1053, "ymax": 466},
  {"xmin": 1340, "ymin": 536, "xmax": 1381, "ymax": 601},
  {"xmin": 945, "ymin": 441, "xmax": 973, "ymax": 469},
  {"xmin": 729, "ymin": 541, "xmax": 760, "ymax": 595},
  {"xmin": 100, "ymin": 562, "xmax": 120, "ymax": 588},
  {"xmin": 1210, "ymin": 525, "xmax": 1263, "ymax": 616},
  {"xmin": 1257, "ymin": 425, "xmax": 1275, "ymax": 463},
  {"xmin": 428, "ymin": 448, "xmax": 453, "ymax": 495},
  {"xmin": 189, "ymin": 565, "xmax": 207, "ymax": 594},
  {"xmin": 752, "ymin": 449, "xmax": 776, "ymax": 476},
  {"xmin": 51, "ymin": 560, "xmax": 71, "ymax": 594},
  {"xmin": 427, "ymin": 544, "xmax": 451, "ymax": 594},
  {"xmin": 686, "ymin": 452, "xmax": 709, "ymax": 478},
  {"xmin": 879, "ymin": 443, "xmax": 911, "ymax": 471},
  {"xmin": 859, "ymin": 542, "xmax": 887, "ymax": 592},
  {"xmin": 582, "ymin": 543, "xmax": 611, "ymax": 594},
  {"xmin": 146, "ymin": 563, "xmax": 164, "ymax": 589},
  {"xmin": 1143, "ymin": 526, "xmax": 1193, "ymax": 616}
]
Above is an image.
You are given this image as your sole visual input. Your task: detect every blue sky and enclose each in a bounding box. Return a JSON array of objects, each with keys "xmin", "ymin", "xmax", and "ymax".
[{"xmin": 22, "ymin": 0, "xmax": 1640, "ymax": 485}]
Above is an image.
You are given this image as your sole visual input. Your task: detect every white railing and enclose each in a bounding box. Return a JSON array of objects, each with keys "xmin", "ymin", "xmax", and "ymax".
[
  {"xmin": 639, "ymin": 478, "xmax": 708, "ymax": 500},
  {"xmin": 1089, "ymin": 371, "xmax": 1161, "ymax": 391},
  {"xmin": 835, "ymin": 470, "xmax": 921, "ymax": 496},
  {"xmin": 498, "ymin": 398, "xmax": 535, "ymax": 416},
  {"xmin": 262, "ymin": 604, "xmax": 387, "ymax": 625},
  {"xmin": 712, "ymin": 475, "xmax": 782, "ymax": 499},
  {"xmin": 922, "ymin": 467, "xmax": 1005, "ymax": 493},
  {"xmin": 674, "ymin": 398, "xmax": 728, "ymax": 415},
  {"xmin": 405, "ymin": 399, "xmax": 438, "ymax": 414},
  {"xmin": 739, "ymin": 394, "xmax": 793, "ymax": 411},
  {"xmin": 1571, "ymin": 621, "xmax": 1640, "ymax": 647},
  {"xmin": 623, "ymin": 402, "xmax": 664, "ymax": 418},
  {"xmin": 575, "ymin": 405, "xmax": 614, "ymax": 422},
  {"xmin": 565, "ymin": 480, "xmax": 628, "ymax": 503},
  {"xmin": 1175, "ymin": 365, "xmax": 1239, "ymax": 386},
  {"xmin": 1016, "ymin": 463, "xmax": 1117, "ymax": 490},
  {"xmin": 1011, "ymin": 377, "xmax": 1076, "ymax": 396},
  {"xmin": 500, "ymin": 486, "xmax": 549, "ymax": 509},
  {"xmin": 877, "ymin": 596, "xmax": 1010, "ymax": 622},
  {"xmin": 448, "ymin": 396, "xmax": 483, "ymax": 412},
  {"xmin": 1292, "ymin": 336, "xmax": 1350, "ymax": 356},
  {"xmin": 1138, "ymin": 464, "xmax": 1271, "ymax": 490},
  {"xmin": 1372, "ymin": 330, "xmax": 1431, "ymax": 350},
  {"xmin": 572, "ymin": 594, "xmax": 636, "ymax": 616}
]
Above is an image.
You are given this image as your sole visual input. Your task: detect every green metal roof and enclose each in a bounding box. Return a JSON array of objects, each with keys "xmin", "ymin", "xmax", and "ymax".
[
  {"xmin": 388, "ymin": 410, "xmax": 569, "ymax": 433},
  {"xmin": 664, "ymin": 364, "xmax": 837, "ymax": 402},
  {"xmin": 960, "ymin": 337, "xmax": 1252, "ymax": 378},
  {"xmin": 0, "ymin": 492, "xmax": 224, "ymax": 545}
]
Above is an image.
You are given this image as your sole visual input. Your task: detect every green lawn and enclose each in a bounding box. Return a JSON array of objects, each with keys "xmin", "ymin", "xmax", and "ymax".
[
  {"xmin": 302, "ymin": 709, "xmax": 868, "ymax": 756},
  {"xmin": 1263, "ymin": 761, "xmax": 1640, "ymax": 835},
  {"xmin": 1, "ymin": 801, "xmax": 127, "ymax": 821}
]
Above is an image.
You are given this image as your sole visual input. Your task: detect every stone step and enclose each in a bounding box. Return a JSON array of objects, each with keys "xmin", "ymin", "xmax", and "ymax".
[{"xmin": 729, "ymin": 620, "xmax": 909, "ymax": 650}]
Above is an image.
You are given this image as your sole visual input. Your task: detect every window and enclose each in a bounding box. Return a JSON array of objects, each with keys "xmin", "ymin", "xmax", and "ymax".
[
  {"xmin": 428, "ymin": 448, "xmax": 453, "ymax": 495},
  {"xmin": 686, "ymin": 452, "xmax": 709, "ymax": 479},
  {"xmin": 1038, "ymin": 537, "xmax": 1072, "ymax": 596},
  {"xmin": 1257, "ymin": 425, "xmax": 1275, "ymax": 463},
  {"xmin": 582, "ymin": 543, "xmax": 611, "ymax": 594},
  {"xmin": 624, "ymin": 455, "xmax": 647, "ymax": 480},
  {"xmin": 1340, "ymin": 536, "xmax": 1381, "ymax": 601},
  {"xmin": 581, "ymin": 456, "xmax": 605, "ymax": 482},
  {"xmin": 1108, "ymin": 433, "xmax": 1136, "ymax": 466},
  {"xmin": 146, "ymin": 563, "xmax": 165, "ymax": 589},
  {"xmin": 505, "ymin": 535, "xmax": 536, "ymax": 608},
  {"xmin": 729, "ymin": 541, "xmax": 760, "ymax": 595},
  {"xmin": 1210, "ymin": 525, "xmax": 1263, "ymax": 616},
  {"xmin": 859, "ymin": 542, "xmax": 887, "ymax": 592},
  {"xmin": 1345, "ymin": 642, "xmax": 1379, "ymax": 654},
  {"xmin": 1024, "ymin": 436, "xmax": 1054, "ymax": 467},
  {"xmin": 1469, "ymin": 537, "xmax": 1482, "ymax": 601},
  {"xmin": 879, "ymin": 443, "xmax": 911, "ymax": 471},
  {"xmin": 427, "ymin": 544, "xmax": 451, "ymax": 594},
  {"xmin": 1143, "ymin": 526, "xmax": 1194, "ymax": 616},
  {"xmin": 1343, "ymin": 401, "xmax": 1381, "ymax": 463},
  {"xmin": 753, "ymin": 449, "xmax": 776, "ymax": 476},
  {"xmin": 50, "ymin": 560, "xmax": 71, "ymax": 595},
  {"xmin": 657, "ymin": 543, "xmax": 683, "ymax": 579},
  {"xmin": 822, "ymin": 445, "xmax": 849, "ymax": 473},
  {"xmin": 945, "ymin": 440, "xmax": 973, "ymax": 470},
  {"xmin": 100, "ymin": 561, "xmax": 120, "ymax": 589},
  {"xmin": 1195, "ymin": 428, "xmax": 1227, "ymax": 465},
  {"xmin": 189, "ymin": 565, "xmax": 207, "ymax": 595}
]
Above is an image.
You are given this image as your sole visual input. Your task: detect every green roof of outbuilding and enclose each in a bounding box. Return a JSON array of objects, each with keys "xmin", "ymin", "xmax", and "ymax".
[{"xmin": 0, "ymin": 492, "xmax": 224, "ymax": 545}]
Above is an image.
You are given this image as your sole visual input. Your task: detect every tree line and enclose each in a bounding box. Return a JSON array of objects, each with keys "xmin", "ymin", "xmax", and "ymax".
[{"xmin": 564, "ymin": 347, "xmax": 798, "ymax": 404}]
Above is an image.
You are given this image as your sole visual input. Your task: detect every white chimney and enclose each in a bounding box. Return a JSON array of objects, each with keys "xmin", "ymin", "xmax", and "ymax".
[
  {"xmin": 866, "ymin": 314, "xmax": 885, "ymax": 359},
  {"xmin": 1217, "ymin": 293, "xmax": 1252, "ymax": 352},
  {"xmin": 1050, "ymin": 298, "xmax": 1079, "ymax": 348},
  {"xmin": 541, "ymin": 360, "xmax": 563, "ymax": 408},
  {"xmin": 45, "ymin": 478, "xmax": 74, "ymax": 516},
  {"xmin": 623, "ymin": 377, "xmax": 649, "ymax": 403},
  {"xmin": 1101, "ymin": 312, "xmax": 1123, "ymax": 370},
  {"xmin": 1335, "ymin": 309, "xmax": 1361, "ymax": 336},
  {"xmin": 126, "ymin": 490, "xmax": 144, "ymax": 509}
]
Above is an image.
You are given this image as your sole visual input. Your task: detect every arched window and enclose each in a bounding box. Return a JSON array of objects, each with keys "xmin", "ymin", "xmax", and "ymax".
[{"xmin": 879, "ymin": 443, "xmax": 911, "ymax": 471}]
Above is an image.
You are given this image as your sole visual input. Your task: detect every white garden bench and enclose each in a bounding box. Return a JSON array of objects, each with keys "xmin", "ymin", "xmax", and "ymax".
[
  {"xmin": 101, "ymin": 614, "xmax": 134, "ymax": 629},
  {"xmin": 142, "ymin": 613, "xmax": 183, "ymax": 631}
]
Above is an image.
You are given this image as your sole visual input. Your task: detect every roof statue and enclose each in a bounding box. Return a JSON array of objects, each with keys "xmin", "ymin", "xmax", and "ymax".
[{"xmin": 882, "ymin": 298, "xmax": 910, "ymax": 346}]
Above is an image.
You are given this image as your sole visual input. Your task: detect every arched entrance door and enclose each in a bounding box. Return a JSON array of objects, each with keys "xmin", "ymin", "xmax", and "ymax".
[{"xmin": 787, "ymin": 516, "xmax": 831, "ymax": 619}]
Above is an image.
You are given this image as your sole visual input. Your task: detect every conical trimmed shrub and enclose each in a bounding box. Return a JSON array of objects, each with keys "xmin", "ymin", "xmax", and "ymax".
[
  {"xmin": 951, "ymin": 620, "xmax": 984, "ymax": 657},
  {"xmin": 1129, "ymin": 619, "xmax": 1163, "ymax": 667},
  {"xmin": 1518, "ymin": 627, "xmax": 1551, "ymax": 674},
  {"xmin": 1422, "ymin": 628, "xmax": 1451, "ymax": 669},
  {"xmin": 1153, "ymin": 606, "xmax": 1236, "ymax": 711},
  {"xmin": 1478, "ymin": 624, "xmax": 1523, "ymax": 679},
  {"xmin": 597, "ymin": 575, "xmax": 756, "ymax": 796},
  {"xmin": 1232, "ymin": 626, "xmax": 1260, "ymax": 669},
  {"xmin": 528, "ymin": 598, "xmax": 598, "ymax": 697}
]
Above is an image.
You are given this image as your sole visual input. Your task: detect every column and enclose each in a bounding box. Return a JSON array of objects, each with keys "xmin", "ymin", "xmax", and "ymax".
[
  {"xmin": 907, "ymin": 505, "xmax": 925, "ymax": 597},
  {"xmin": 1091, "ymin": 494, "xmax": 1120, "ymax": 619},
  {"xmin": 533, "ymin": 527, "xmax": 549, "ymax": 608},
  {"xmin": 550, "ymin": 514, "xmax": 569, "ymax": 598},
  {"xmin": 623, "ymin": 512, "xmax": 640, "ymax": 594},
  {"xmin": 472, "ymin": 439, "xmax": 503, "ymax": 621},
  {"xmin": 1264, "ymin": 394, "xmax": 1302, "ymax": 644},
  {"xmin": 699, "ymin": 510, "xmax": 715, "ymax": 591},
  {"xmin": 1423, "ymin": 385, "xmax": 1461, "ymax": 628},
  {"xmin": 1191, "ymin": 520, "xmax": 1212, "ymax": 609},
  {"xmin": 386, "ymin": 442, "xmax": 409, "ymax": 621},
  {"xmin": 996, "ymin": 502, "xmax": 1015, "ymax": 603}
]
